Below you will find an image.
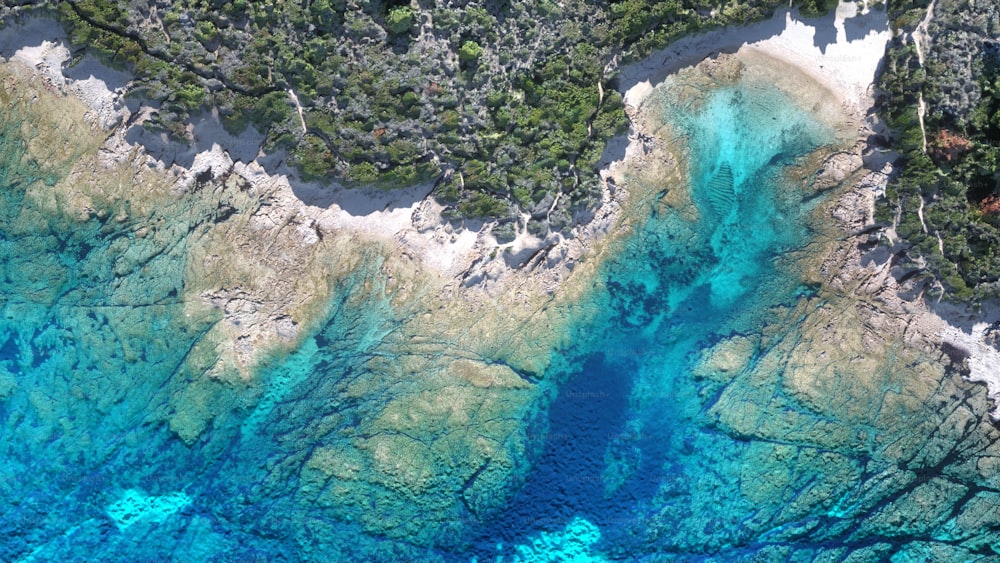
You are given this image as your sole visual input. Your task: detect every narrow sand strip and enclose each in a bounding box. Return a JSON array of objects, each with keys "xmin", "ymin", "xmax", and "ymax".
[
  {"xmin": 0, "ymin": 17, "xmax": 484, "ymax": 278},
  {"xmin": 622, "ymin": 3, "xmax": 891, "ymax": 120}
]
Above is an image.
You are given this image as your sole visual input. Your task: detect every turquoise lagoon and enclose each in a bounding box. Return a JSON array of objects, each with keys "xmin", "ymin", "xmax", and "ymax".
[{"xmin": 3, "ymin": 56, "xmax": 1000, "ymax": 562}]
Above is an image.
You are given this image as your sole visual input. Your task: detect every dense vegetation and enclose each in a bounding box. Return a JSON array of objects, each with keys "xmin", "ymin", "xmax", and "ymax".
[
  {"xmin": 3, "ymin": 0, "xmax": 842, "ymax": 235},
  {"xmin": 876, "ymin": 0, "xmax": 1000, "ymax": 302}
]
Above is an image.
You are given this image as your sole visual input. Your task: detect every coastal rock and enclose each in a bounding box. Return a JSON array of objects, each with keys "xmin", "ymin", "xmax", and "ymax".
[
  {"xmin": 11, "ymin": 4, "xmax": 1000, "ymax": 560},
  {"xmin": 0, "ymin": 52, "xmax": 623, "ymax": 556},
  {"xmin": 812, "ymin": 148, "xmax": 865, "ymax": 192},
  {"xmin": 586, "ymin": 34, "xmax": 1000, "ymax": 559},
  {"xmin": 656, "ymin": 131, "xmax": 1000, "ymax": 557}
]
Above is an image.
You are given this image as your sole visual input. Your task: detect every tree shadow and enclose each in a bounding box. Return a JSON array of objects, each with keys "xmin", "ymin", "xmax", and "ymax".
[
  {"xmin": 255, "ymin": 148, "xmax": 436, "ymax": 214},
  {"xmin": 64, "ymin": 53, "xmax": 131, "ymax": 92},
  {"xmin": 616, "ymin": 6, "xmax": 886, "ymax": 94},
  {"xmin": 0, "ymin": 17, "xmax": 66, "ymax": 59},
  {"xmin": 126, "ymin": 109, "xmax": 264, "ymax": 171},
  {"xmin": 811, "ymin": 9, "xmax": 838, "ymax": 54}
]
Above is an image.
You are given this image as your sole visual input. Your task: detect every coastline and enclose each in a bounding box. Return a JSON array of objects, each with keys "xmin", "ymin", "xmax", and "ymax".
[
  {"xmin": 8, "ymin": 3, "xmax": 1000, "ymax": 415},
  {"xmin": 615, "ymin": 2, "xmax": 1000, "ymax": 424},
  {"xmin": 0, "ymin": 14, "xmax": 621, "ymax": 388},
  {"xmin": 0, "ymin": 3, "xmax": 894, "ymax": 278},
  {"xmin": 8, "ymin": 3, "xmax": 1000, "ymax": 559},
  {"xmin": 0, "ymin": 4, "xmax": 891, "ymax": 296},
  {"xmin": 618, "ymin": 2, "xmax": 890, "ymax": 115}
]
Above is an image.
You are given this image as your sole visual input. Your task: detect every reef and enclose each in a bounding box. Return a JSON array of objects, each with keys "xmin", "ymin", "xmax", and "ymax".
[
  {"xmin": 0, "ymin": 50, "xmax": 619, "ymax": 559},
  {"xmin": 5, "ymin": 3, "xmax": 1000, "ymax": 561}
]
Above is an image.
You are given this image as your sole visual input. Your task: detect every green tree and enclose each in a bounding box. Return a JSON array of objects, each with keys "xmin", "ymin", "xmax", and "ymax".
[
  {"xmin": 458, "ymin": 40, "xmax": 483, "ymax": 63},
  {"xmin": 386, "ymin": 7, "xmax": 414, "ymax": 35}
]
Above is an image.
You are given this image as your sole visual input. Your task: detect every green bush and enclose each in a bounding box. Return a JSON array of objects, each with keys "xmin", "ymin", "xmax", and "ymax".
[
  {"xmin": 348, "ymin": 162, "xmax": 379, "ymax": 184},
  {"xmin": 459, "ymin": 192, "xmax": 509, "ymax": 218},
  {"xmin": 173, "ymin": 83, "xmax": 207, "ymax": 110},
  {"xmin": 293, "ymin": 137, "xmax": 337, "ymax": 181},
  {"xmin": 386, "ymin": 7, "xmax": 415, "ymax": 35},
  {"xmin": 458, "ymin": 40, "xmax": 483, "ymax": 63}
]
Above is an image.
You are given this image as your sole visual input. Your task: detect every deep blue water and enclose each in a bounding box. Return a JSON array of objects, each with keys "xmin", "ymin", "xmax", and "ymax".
[{"xmin": 3, "ymin": 63, "xmax": 1000, "ymax": 562}]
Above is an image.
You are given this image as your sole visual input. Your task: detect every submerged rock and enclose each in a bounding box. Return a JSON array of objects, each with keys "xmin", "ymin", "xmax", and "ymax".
[
  {"xmin": 5, "ymin": 8, "xmax": 1000, "ymax": 561},
  {"xmin": 510, "ymin": 46, "xmax": 1000, "ymax": 561},
  {"xmin": 0, "ymin": 59, "xmax": 614, "ymax": 559}
]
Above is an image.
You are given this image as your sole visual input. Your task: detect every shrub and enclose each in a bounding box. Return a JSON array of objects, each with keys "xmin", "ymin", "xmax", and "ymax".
[
  {"xmin": 349, "ymin": 162, "xmax": 378, "ymax": 184},
  {"xmin": 458, "ymin": 40, "xmax": 483, "ymax": 63},
  {"xmin": 386, "ymin": 7, "xmax": 414, "ymax": 35}
]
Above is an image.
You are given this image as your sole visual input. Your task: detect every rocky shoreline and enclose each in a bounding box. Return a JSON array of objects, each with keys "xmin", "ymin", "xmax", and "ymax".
[
  {"xmin": 4, "ymin": 6, "xmax": 945, "ymax": 390},
  {"xmin": 611, "ymin": 4, "xmax": 1000, "ymax": 429},
  {"xmin": 4, "ymin": 0, "xmax": 992, "ymax": 436},
  {"xmin": 6, "ymin": 4, "xmax": 1000, "ymax": 558},
  {"xmin": 0, "ymin": 18, "xmax": 588, "ymax": 377}
]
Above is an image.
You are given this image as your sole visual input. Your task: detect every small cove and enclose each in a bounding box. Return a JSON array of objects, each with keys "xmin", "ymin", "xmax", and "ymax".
[
  {"xmin": 3, "ymin": 16, "xmax": 1000, "ymax": 561},
  {"xmin": 470, "ymin": 55, "xmax": 846, "ymax": 561}
]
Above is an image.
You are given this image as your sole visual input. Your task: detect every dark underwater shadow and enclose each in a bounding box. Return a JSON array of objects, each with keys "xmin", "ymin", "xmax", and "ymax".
[{"xmin": 465, "ymin": 351, "xmax": 645, "ymax": 559}]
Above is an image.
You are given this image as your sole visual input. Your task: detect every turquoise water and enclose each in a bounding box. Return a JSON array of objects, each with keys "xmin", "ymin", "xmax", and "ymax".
[
  {"xmin": 473, "ymin": 81, "xmax": 1000, "ymax": 560},
  {"xmin": 468, "ymin": 81, "xmax": 839, "ymax": 561},
  {"xmin": 3, "ymin": 71, "xmax": 1000, "ymax": 562}
]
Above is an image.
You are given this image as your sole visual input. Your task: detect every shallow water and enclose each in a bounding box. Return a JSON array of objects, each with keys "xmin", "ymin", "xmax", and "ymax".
[
  {"xmin": 465, "ymin": 71, "xmax": 1000, "ymax": 561},
  {"xmin": 467, "ymin": 74, "xmax": 839, "ymax": 562},
  {"xmin": 3, "ymin": 56, "xmax": 1000, "ymax": 562}
]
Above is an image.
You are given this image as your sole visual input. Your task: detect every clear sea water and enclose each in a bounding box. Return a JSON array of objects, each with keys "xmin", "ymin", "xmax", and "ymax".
[{"xmin": 3, "ymin": 65, "xmax": 1000, "ymax": 562}]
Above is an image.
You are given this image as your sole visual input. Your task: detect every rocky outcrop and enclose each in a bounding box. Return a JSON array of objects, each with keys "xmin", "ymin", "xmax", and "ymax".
[
  {"xmin": 588, "ymin": 43, "xmax": 1000, "ymax": 559},
  {"xmin": 0, "ymin": 49, "xmax": 625, "ymax": 557},
  {"xmin": 671, "ymin": 158, "xmax": 1000, "ymax": 557}
]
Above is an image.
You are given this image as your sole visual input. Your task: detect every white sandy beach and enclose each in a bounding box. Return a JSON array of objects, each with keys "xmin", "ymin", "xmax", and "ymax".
[{"xmin": 621, "ymin": 2, "xmax": 891, "ymax": 117}]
